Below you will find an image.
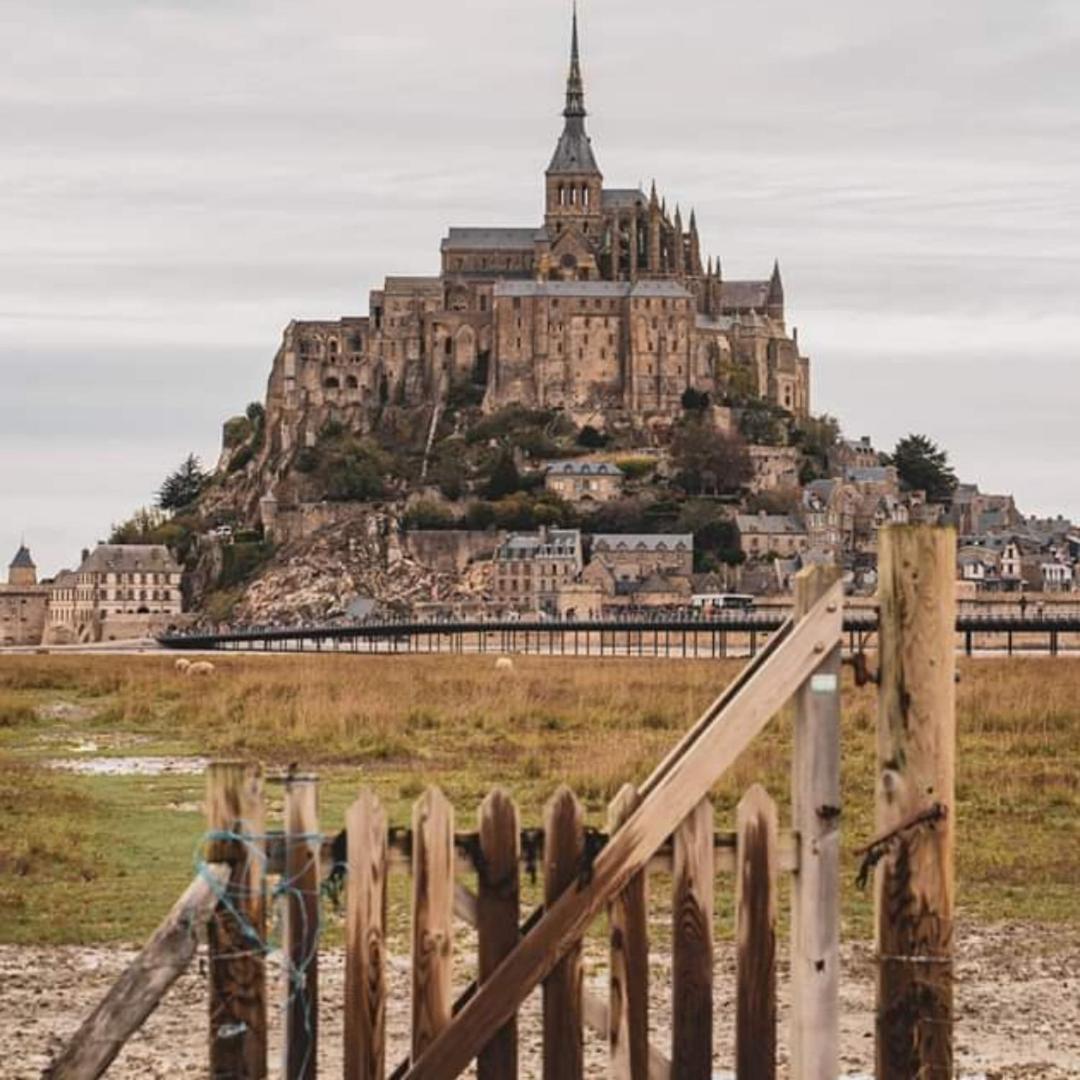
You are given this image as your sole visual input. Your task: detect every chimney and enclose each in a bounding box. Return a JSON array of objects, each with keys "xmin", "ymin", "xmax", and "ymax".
[{"xmin": 81, "ymin": 548, "xmax": 90, "ymax": 564}]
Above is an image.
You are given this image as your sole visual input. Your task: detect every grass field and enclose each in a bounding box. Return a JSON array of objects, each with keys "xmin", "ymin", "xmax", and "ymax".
[{"xmin": 0, "ymin": 652, "xmax": 1077, "ymax": 946}]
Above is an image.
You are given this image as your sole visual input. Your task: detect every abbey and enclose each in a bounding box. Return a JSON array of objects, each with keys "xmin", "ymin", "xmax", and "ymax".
[{"xmin": 267, "ymin": 10, "xmax": 810, "ymax": 452}]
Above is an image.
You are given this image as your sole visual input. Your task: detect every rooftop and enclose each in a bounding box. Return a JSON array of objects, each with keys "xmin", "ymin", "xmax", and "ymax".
[
  {"xmin": 546, "ymin": 461, "xmax": 623, "ymax": 477},
  {"xmin": 79, "ymin": 544, "xmax": 181, "ymax": 575},
  {"xmin": 494, "ymin": 280, "xmax": 693, "ymax": 300},
  {"xmin": 9, "ymin": 545, "xmax": 34, "ymax": 569},
  {"xmin": 441, "ymin": 227, "xmax": 539, "ymax": 253},
  {"xmin": 735, "ymin": 513, "xmax": 807, "ymax": 536},
  {"xmin": 591, "ymin": 533, "xmax": 693, "ymax": 551}
]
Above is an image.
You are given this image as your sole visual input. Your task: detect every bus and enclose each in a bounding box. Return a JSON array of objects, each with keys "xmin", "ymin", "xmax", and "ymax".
[{"xmin": 690, "ymin": 592, "xmax": 755, "ymax": 613}]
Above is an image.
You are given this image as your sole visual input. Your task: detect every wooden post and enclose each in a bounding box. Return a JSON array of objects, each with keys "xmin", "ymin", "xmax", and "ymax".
[
  {"xmin": 477, "ymin": 788, "xmax": 520, "ymax": 1080},
  {"xmin": 875, "ymin": 525, "xmax": 956, "ymax": 1078},
  {"xmin": 49, "ymin": 865, "xmax": 229, "ymax": 1080},
  {"xmin": 790, "ymin": 565, "xmax": 841, "ymax": 1080},
  {"xmin": 542, "ymin": 786, "xmax": 585, "ymax": 1080},
  {"xmin": 607, "ymin": 784, "xmax": 649, "ymax": 1080},
  {"xmin": 672, "ymin": 798, "xmax": 713, "ymax": 1080},
  {"xmin": 206, "ymin": 761, "xmax": 267, "ymax": 1079},
  {"xmin": 412, "ymin": 787, "xmax": 455, "ymax": 1061},
  {"xmin": 735, "ymin": 785, "xmax": 778, "ymax": 1080},
  {"xmin": 345, "ymin": 790, "xmax": 388, "ymax": 1080},
  {"xmin": 284, "ymin": 774, "xmax": 320, "ymax": 1080}
]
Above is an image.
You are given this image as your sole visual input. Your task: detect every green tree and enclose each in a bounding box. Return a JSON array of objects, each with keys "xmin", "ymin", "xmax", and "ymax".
[
  {"xmin": 888, "ymin": 434, "xmax": 958, "ymax": 503},
  {"xmin": 576, "ymin": 424, "xmax": 608, "ymax": 449},
  {"xmin": 681, "ymin": 387, "xmax": 710, "ymax": 413},
  {"xmin": 157, "ymin": 454, "xmax": 209, "ymax": 511},
  {"xmin": 671, "ymin": 418, "xmax": 753, "ymax": 496},
  {"xmin": 484, "ymin": 450, "xmax": 522, "ymax": 500},
  {"xmin": 792, "ymin": 413, "xmax": 840, "ymax": 480}
]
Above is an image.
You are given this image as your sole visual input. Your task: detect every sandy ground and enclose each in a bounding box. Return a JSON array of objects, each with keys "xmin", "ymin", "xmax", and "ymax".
[{"xmin": 4, "ymin": 922, "xmax": 1077, "ymax": 1079}]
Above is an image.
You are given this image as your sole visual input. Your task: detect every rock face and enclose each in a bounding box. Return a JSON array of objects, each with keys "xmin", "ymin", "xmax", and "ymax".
[{"xmin": 221, "ymin": 513, "xmax": 492, "ymax": 627}]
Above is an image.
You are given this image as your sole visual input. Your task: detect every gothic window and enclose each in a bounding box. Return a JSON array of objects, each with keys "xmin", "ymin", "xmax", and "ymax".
[
  {"xmin": 324, "ymin": 376, "xmax": 340, "ymax": 389},
  {"xmin": 346, "ymin": 375, "xmax": 358, "ymax": 389}
]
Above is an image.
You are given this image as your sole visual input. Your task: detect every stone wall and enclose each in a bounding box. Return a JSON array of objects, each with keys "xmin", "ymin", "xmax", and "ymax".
[
  {"xmin": 0, "ymin": 586, "xmax": 48, "ymax": 646},
  {"xmin": 403, "ymin": 530, "xmax": 506, "ymax": 574}
]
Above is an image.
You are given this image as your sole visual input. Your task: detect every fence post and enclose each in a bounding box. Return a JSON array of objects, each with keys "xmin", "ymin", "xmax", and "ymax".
[
  {"xmin": 672, "ymin": 797, "xmax": 714, "ymax": 1080},
  {"xmin": 543, "ymin": 786, "xmax": 585, "ymax": 1080},
  {"xmin": 345, "ymin": 789, "xmax": 388, "ymax": 1080},
  {"xmin": 477, "ymin": 787, "xmax": 520, "ymax": 1080},
  {"xmin": 790, "ymin": 565, "xmax": 842, "ymax": 1080},
  {"xmin": 412, "ymin": 787, "xmax": 455, "ymax": 1061},
  {"xmin": 206, "ymin": 761, "xmax": 267, "ymax": 1079},
  {"xmin": 875, "ymin": 525, "xmax": 956, "ymax": 1078},
  {"xmin": 283, "ymin": 773, "xmax": 320, "ymax": 1080},
  {"xmin": 607, "ymin": 783, "xmax": 648, "ymax": 1080},
  {"xmin": 735, "ymin": 784, "xmax": 778, "ymax": 1080}
]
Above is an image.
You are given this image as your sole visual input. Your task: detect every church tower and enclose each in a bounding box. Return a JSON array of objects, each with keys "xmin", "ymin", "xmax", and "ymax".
[
  {"xmin": 544, "ymin": 5, "xmax": 603, "ymax": 246},
  {"xmin": 8, "ymin": 544, "xmax": 37, "ymax": 587}
]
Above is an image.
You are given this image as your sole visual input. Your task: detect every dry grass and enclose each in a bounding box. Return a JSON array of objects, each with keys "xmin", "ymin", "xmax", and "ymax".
[{"xmin": 0, "ymin": 652, "xmax": 1077, "ymax": 943}]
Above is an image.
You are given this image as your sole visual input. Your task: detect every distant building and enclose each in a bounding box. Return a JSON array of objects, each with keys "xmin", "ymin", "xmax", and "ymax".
[
  {"xmin": 589, "ymin": 533, "xmax": 694, "ymax": 580},
  {"xmin": 747, "ymin": 445, "xmax": 801, "ymax": 493},
  {"xmin": 544, "ymin": 460, "xmax": 624, "ymax": 504},
  {"xmin": 735, "ymin": 512, "xmax": 810, "ymax": 559},
  {"xmin": 828, "ymin": 435, "xmax": 879, "ymax": 476},
  {"xmin": 46, "ymin": 544, "xmax": 184, "ymax": 643},
  {"xmin": 492, "ymin": 528, "xmax": 583, "ymax": 613},
  {"xmin": 0, "ymin": 545, "xmax": 49, "ymax": 647}
]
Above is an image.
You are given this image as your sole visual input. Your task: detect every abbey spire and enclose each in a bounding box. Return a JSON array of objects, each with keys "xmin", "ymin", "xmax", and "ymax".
[{"xmin": 547, "ymin": 3, "xmax": 600, "ymax": 175}]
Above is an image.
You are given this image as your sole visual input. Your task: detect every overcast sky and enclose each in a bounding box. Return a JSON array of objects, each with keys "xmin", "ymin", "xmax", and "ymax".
[{"xmin": 2, "ymin": 0, "xmax": 1078, "ymax": 576}]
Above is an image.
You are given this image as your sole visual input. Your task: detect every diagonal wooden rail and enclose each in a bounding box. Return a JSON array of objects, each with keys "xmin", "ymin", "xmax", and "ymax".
[
  {"xmin": 401, "ymin": 581, "xmax": 843, "ymax": 1080},
  {"xmin": 386, "ymin": 612, "xmax": 797, "ymax": 1080}
]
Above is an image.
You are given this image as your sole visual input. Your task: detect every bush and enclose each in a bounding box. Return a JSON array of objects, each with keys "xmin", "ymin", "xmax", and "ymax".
[
  {"xmin": 218, "ymin": 541, "xmax": 274, "ymax": 589},
  {"xmin": 681, "ymin": 387, "xmax": 711, "ymax": 412},
  {"xmin": 228, "ymin": 445, "xmax": 254, "ymax": 473},
  {"xmin": 671, "ymin": 419, "xmax": 752, "ymax": 496},
  {"xmin": 403, "ymin": 500, "xmax": 457, "ymax": 530},
  {"xmin": 294, "ymin": 447, "xmax": 319, "ymax": 473},
  {"xmin": 576, "ymin": 424, "xmax": 608, "ymax": 449},
  {"xmin": 484, "ymin": 451, "xmax": 523, "ymax": 500},
  {"xmin": 464, "ymin": 502, "xmax": 497, "ymax": 530},
  {"xmin": 614, "ymin": 456, "xmax": 656, "ymax": 481},
  {"xmin": 222, "ymin": 416, "xmax": 252, "ymax": 449}
]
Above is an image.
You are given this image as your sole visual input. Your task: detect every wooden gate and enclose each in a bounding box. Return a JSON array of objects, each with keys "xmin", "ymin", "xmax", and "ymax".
[{"xmin": 50, "ymin": 528, "xmax": 957, "ymax": 1080}]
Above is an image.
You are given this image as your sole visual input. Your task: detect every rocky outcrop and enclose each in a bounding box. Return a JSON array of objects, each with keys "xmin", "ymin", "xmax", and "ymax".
[{"xmin": 219, "ymin": 513, "xmax": 493, "ymax": 627}]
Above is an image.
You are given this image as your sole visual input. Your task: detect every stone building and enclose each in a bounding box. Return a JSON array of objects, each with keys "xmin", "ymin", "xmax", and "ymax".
[
  {"xmin": 259, "ymin": 9, "xmax": 810, "ymax": 464},
  {"xmin": 735, "ymin": 512, "xmax": 810, "ymax": 559},
  {"xmin": 492, "ymin": 528, "xmax": 583, "ymax": 613},
  {"xmin": 0, "ymin": 545, "xmax": 49, "ymax": 647},
  {"xmin": 46, "ymin": 544, "xmax": 184, "ymax": 643},
  {"xmin": 544, "ymin": 460, "xmax": 624, "ymax": 504},
  {"xmin": 590, "ymin": 533, "xmax": 694, "ymax": 581}
]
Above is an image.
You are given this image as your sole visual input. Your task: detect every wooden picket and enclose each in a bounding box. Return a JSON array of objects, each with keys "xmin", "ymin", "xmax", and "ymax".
[{"xmin": 51, "ymin": 529, "xmax": 961, "ymax": 1080}]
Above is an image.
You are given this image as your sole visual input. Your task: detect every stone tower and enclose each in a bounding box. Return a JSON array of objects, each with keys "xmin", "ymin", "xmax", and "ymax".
[
  {"xmin": 8, "ymin": 544, "xmax": 37, "ymax": 586},
  {"xmin": 544, "ymin": 5, "xmax": 604, "ymax": 247}
]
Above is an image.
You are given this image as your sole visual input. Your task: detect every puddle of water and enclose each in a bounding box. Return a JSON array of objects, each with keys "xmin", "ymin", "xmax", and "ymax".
[{"xmin": 47, "ymin": 756, "xmax": 209, "ymax": 777}]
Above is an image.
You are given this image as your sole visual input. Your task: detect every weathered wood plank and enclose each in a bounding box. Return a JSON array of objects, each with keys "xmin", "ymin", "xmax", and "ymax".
[
  {"xmin": 345, "ymin": 790, "xmax": 387, "ymax": 1080},
  {"xmin": 875, "ymin": 525, "xmax": 956, "ymax": 1079},
  {"xmin": 790, "ymin": 565, "xmax": 841, "ymax": 1080},
  {"xmin": 207, "ymin": 760, "xmax": 267, "ymax": 1079},
  {"xmin": 411, "ymin": 786, "xmax": 455, "ymax": 1061},
  {"xmin": 542, "ymin": 786, "xmax": 585, "ymax": 1080},
  {"xmin": 400, "ymin": 586, "xmax": 842, "ymax": 1080},
  {"xmin": 736, "ymin": 784, "xmax": 778, "ymax": 1080},
  {"xmin": 477, "ymin": 788, "xmax": 520, "ymax": 1080},
  {"xmin": 608, "ymin": 784, "xmax": 648, "ymax": 1080},
  {"xmin": 672, "ymin": 798, "xmax": 714, "ymax": 1080},
  {"xmin": 47, "ymin": 864, "xmax": 229, "ymax": 1080},
  {"xmin": 284, "ymin": 774, "xmax": 320, "ymax": 1080}
]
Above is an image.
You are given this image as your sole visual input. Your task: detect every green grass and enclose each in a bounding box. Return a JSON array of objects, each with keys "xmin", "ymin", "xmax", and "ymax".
[{"xmin": 0, "ymin": 653, "xmax": 1077, "ymax": 945}]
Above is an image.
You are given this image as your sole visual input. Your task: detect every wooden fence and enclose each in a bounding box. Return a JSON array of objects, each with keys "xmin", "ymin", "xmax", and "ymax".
[{"xmin": 49, "ymin": 526, "xmax": 957, "ymax": 1080}]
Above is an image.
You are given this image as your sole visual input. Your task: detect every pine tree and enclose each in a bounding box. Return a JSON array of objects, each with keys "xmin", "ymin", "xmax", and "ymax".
[
  {"xmin": 157, "ymin": 454, "xmax": 209, "ymax": 511},
  {"xmin": 889, "ymin": 434, "xmax": 958, "ymax": 503}
]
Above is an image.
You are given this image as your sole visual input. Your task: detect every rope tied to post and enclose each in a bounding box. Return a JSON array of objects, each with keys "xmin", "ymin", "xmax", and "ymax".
[{"xmin": 854, "ymin": 802, "xmax": 948, "ymax": 889}]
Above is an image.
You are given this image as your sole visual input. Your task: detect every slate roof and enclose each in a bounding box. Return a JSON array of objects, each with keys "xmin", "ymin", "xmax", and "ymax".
[
  {"xmin": 844, "ymin": 466, "xmax": 895, "ymax": 484},
  {"xmin": 591, "ymin": 533, "xmax": 693, "ymax": 552},
  {"xmin": 79, "ymin": 544, "xmax": 181, "ymax": 574},
  {"xmin": 384, "ymin": 276, "xmax": 443, "ymax": 292},
  {"xmin": 493, "ymin": 280, "xmax": 693, "ymax": 300},
  {"xmin": 498, "ymin": 529, "xmax": 581, "ymax": 560},
  {"xmin": 441, "ymin": 228, "xmax": 539, "ymax": 252},
  {"xmin": 720, "ymin": 280, "xmax": 771, "ymax": 310},
  {"xmin": 601, "ymin": 188, "xmax": 646, "ymax": 210},
  {"xmin": 9, "ymin": 545, "xmax": 34, "ymax": 569},
  {"xmin": 735, "ymin": 514, "xmax": 807, "ymax": 536},
  {"xmin": 548, "ymin": 128, "xmax": 600, "ymax": 174},
  {"xmin": 546, "ymin": 461, "xmax": 623, "ymax": 477}
]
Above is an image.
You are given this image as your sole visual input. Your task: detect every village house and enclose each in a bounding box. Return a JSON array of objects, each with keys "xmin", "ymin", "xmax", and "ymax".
[
  {"xmin": 0, "ymin": 545, "xmax": 49, "ymax": 647},
  {"xmin": 746, "ymin": 445, "xmax": 801, "ymax": 493},
  {"xmin": 827, "ymin": 435, "xmax": 879, "ymax": 476},
  {"xmin": 45, "ymin": 544, "xmax": 184, "ymax": 643},
  {"xmin": 589, "ymin": 533, "xmax": 694, "ymax": 581},
  {"xmin": 735, "ymin": 512, "xmax": 810, "ymax": 559},
  {"xmin": 543, "ymin": 460, "xmax": 624, "ymax": 504},
  {"xmin": 491, "ymin": 527, "xmax": 583, "ymax": 613}
]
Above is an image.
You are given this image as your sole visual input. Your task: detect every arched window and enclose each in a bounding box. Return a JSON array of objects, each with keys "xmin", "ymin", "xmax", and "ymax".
[
  {"xmin": 582, "ymin": 185, "xmax": 589, "ymax": 208},
  {"xmin": 558, "ymin": 183, "xmax": 564, "ymax": 206},
  {"xmin": 324, "ymin": 376, "xmax": 340, "ymax": 390},
  {"xmin": 328, "ymin": 339, "xmax": 338, "ymax": 355},
  {"xmin": 345, "ymin": 374, "xmax": 358, "ymax": 389}
]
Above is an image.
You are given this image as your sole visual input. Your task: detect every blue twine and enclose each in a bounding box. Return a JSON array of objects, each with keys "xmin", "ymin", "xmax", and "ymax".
[{"xmin": 196, "ymin": 823, "xmax": 326, "ymax": 1075}]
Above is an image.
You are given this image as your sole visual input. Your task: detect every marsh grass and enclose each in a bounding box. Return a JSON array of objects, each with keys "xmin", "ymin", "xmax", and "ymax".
[{"xmin": 0, "ymin": 653, "xmax": 1076, "ymax": 944}]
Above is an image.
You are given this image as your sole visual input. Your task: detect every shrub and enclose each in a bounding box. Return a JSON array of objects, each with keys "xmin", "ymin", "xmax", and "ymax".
[
  {"xmin": 227, "ymin": 445, "xmax": 253, "ymax": 473},
  {"xmin": 576, "ymin": 424, "xmax": 608, "ymax": 449},
  {"xmin": 403, "ymin": 500, "xmax": 457, "ymax": 530},
  {"xmin": 294, "ymin": 446, "xmax": 319, "ymax": 473},
  {"xmin": 614, "ymin": 456, "xmax": 656, "ymax": 481},
  {"xmin": 222, "ymin": 416, "xmax": 252, "ymax": 449}
]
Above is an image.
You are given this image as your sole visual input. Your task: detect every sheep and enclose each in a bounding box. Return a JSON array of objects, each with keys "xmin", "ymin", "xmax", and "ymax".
[
  {"xmin": 494, "ymin": 656, "xmax": 515, "ymax": 672},
  {"xmin": 174, "ymin": 657, "xmax": 191, "ymax": 674},
  {"xmin": 186, "ymin": 660, "xmax": 216, "ymax": 677}
]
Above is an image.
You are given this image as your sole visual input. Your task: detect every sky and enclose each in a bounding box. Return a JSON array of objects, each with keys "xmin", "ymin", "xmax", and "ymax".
[{"xmin": 2, "ymin": 0, "xmax": 1078, "ymax": 577}]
